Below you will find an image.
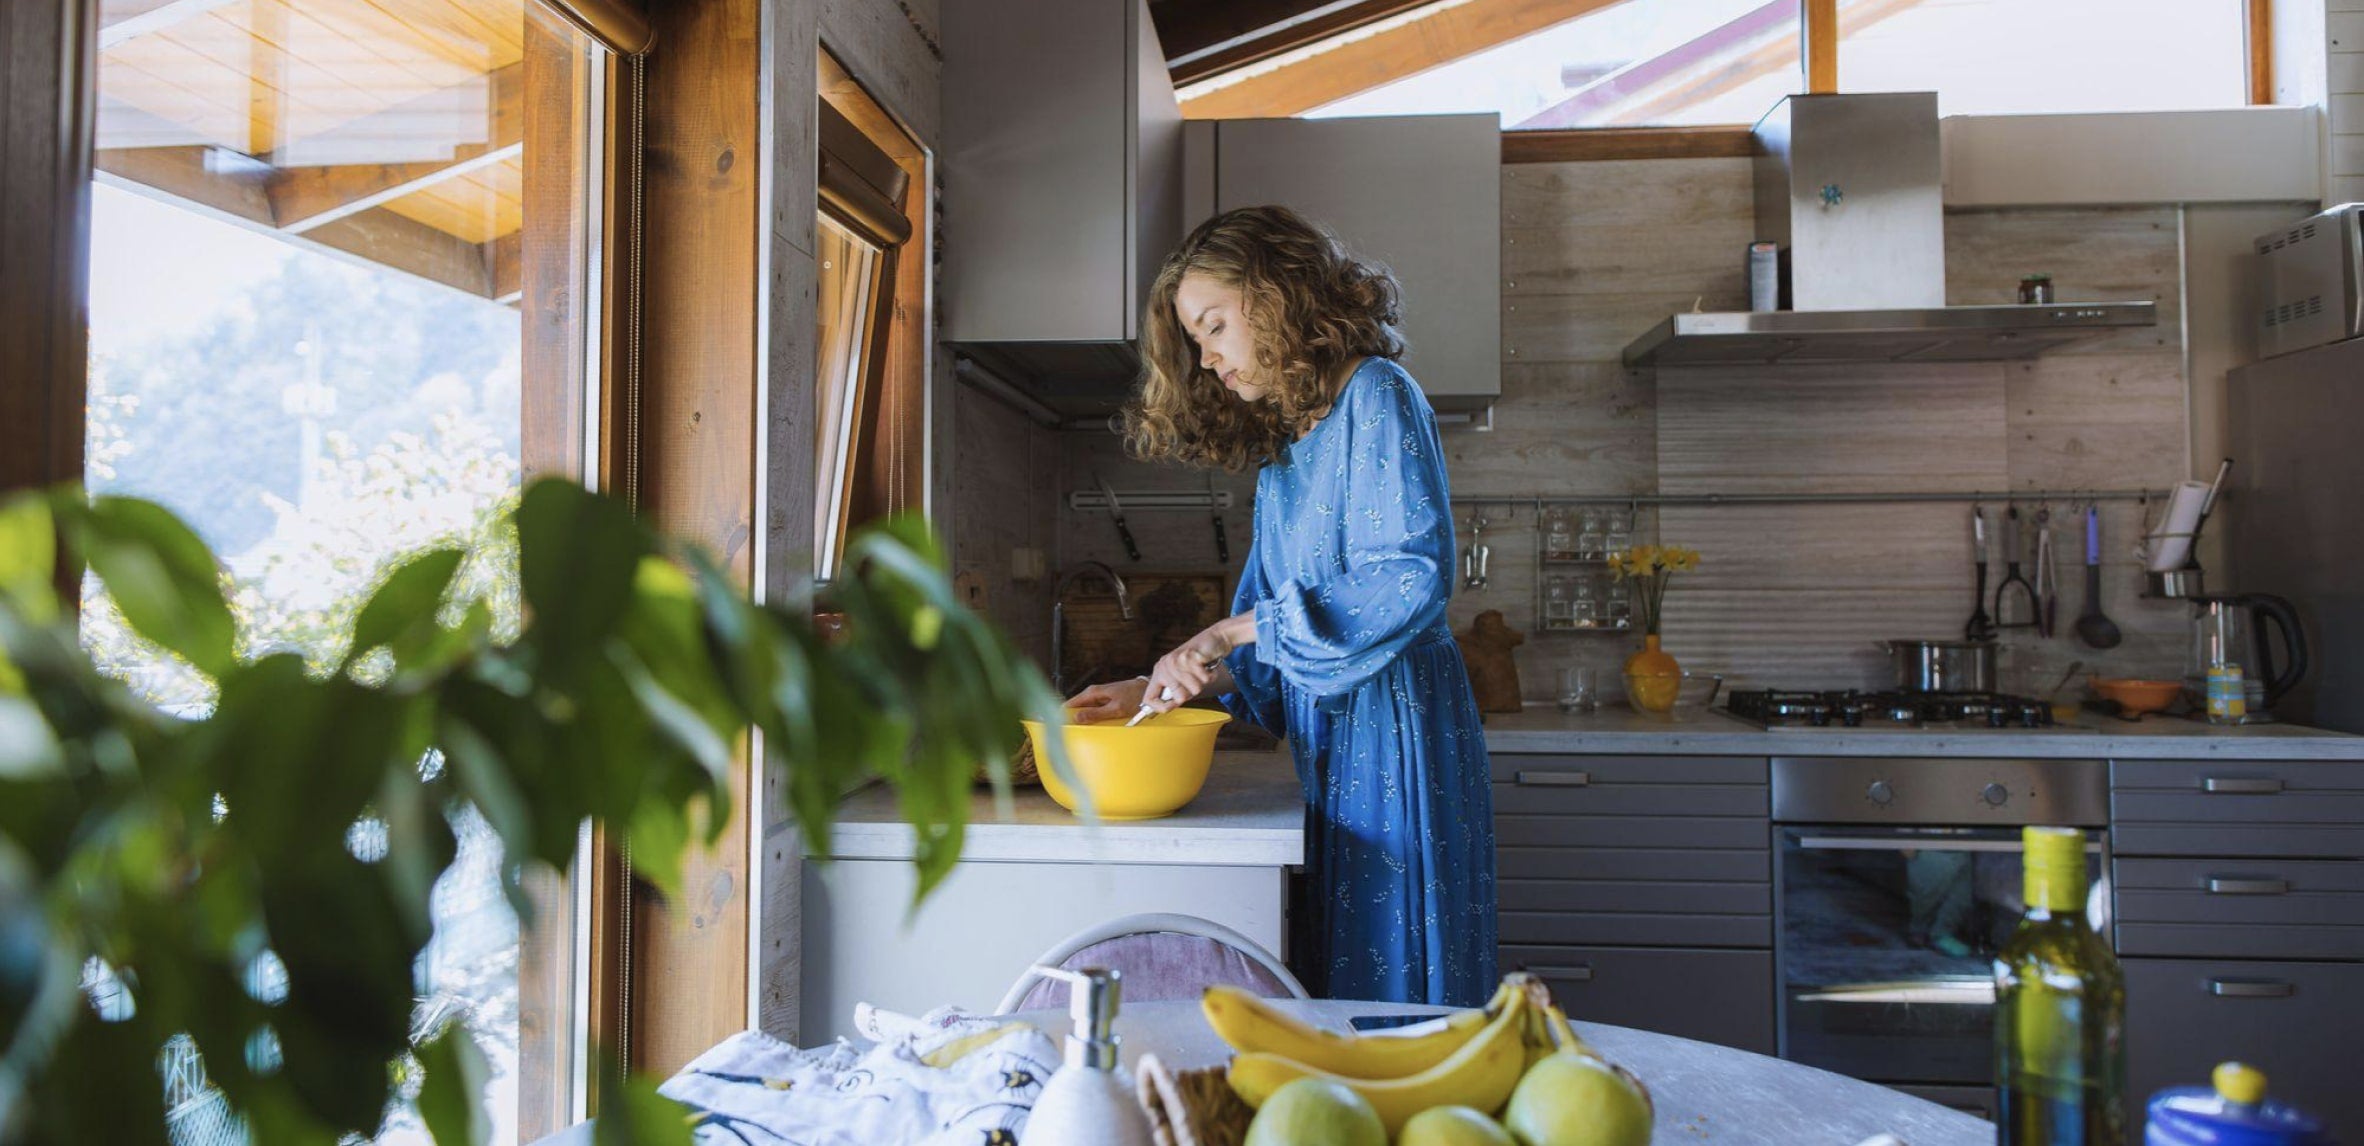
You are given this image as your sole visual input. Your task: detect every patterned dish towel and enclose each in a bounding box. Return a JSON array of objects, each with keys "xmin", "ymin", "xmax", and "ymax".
[{"xmin": 658, "ymin": 1005, "xmax": 1061, "ymax": 1146}]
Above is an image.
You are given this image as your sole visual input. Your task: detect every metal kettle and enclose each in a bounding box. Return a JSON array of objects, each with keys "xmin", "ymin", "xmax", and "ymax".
[{"xmin": 2184, "ymin": 593, "xmax": 2308, "ymax": 720}]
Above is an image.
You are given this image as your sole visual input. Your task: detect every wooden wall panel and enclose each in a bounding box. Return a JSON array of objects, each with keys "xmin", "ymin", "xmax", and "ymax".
[
  {"xmin": 1656, "ymin": 364, "xmax": 2010, "ymax": 495},
  {"xmin": 633, "ymin": 0, "xmax": 759, "ymax": 1078}
]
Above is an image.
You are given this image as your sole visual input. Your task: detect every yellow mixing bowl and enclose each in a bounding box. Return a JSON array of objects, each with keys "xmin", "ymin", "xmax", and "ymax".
[{"xmin": 1020, "ymin": 707, "xmax": 1231, "ymax": 820}]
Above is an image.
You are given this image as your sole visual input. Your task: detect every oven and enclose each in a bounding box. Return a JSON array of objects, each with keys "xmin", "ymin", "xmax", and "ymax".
[{"xmin": 1770, "ymin": 756, "xmax": 2111, "ymax": 1120}]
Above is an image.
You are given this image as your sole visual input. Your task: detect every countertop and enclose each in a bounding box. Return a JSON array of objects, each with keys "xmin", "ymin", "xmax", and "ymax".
[
  {"xmin": 1481, "ymin": 705, "xmax": 2364, "ymax": 760},
  {"xmin": 811, "ymin": 749, "xmax": 1305, "ymax": 866},
  {"xmin": 1016, "ymin": 999, "xmax": 1987, "ymax": 1146}
]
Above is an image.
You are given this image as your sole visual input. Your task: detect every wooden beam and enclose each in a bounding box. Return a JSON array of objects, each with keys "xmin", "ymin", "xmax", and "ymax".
[
  {"xmin": 2, "ymin": 0, "xmax": 95, "ymax": 521},
  {"xmin": 1168, "ymin": 0, "xmax": 1437, "ymax": 88},
  {"xmin": 266, "ymin": 64, "xmax": 526, "ymax": 233},
  {"xmin": 1151, "ymin": 0, "xmax": 1343, "ymax": 62},
  {"xmin": 1801, "ymin": 0, "xmax": 1836, "ymax": 94},
  {"xmin": 1503, "ymin": 125, "xmax": 1757, "ymax": 163},
  {"xmin": 305, "ymin": 207, "xmax": 496, "ymax": 297},
  {"xmin": 1178, "ymin": 0, "xmax": 1623, "ymax": 120},
  {"xmin": 97, "ymin": 144, "xmax": 273, "ymax": 224},
  {"xmin": 485, "ymin": 230, "xmax": 522, "ymax": 304},
  {"xmin": 96, "ymin": 0, "xmax": 238, "ymax": 49},
  {"xmin": 2248, "ymin": 0, "xmax": 2274, "ymax": 105}
]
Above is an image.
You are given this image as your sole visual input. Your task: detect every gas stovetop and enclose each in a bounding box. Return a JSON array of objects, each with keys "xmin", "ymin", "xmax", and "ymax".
[{"xmin": 1723, "ymin": 689, "xmax": 2094, "ymax": 732}]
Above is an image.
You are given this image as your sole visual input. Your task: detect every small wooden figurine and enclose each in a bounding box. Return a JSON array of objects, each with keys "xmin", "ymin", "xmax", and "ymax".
[{"xmin": 1457, "ymin": 609, "xmax": 1525, "ymax": 715}]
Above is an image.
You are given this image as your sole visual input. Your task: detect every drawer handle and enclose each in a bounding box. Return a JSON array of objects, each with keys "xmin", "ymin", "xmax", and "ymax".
[
  {"xmin": 2205, "ymin": 877, "xmax": 2291, "ymax": 896},
  {"xmin": 1516, "ymin": 771, "xmax": 1590, "ymax": 787},
  {"xmin": 2208, "ymin": 978, "xmax": 2296, "ymax": 999},
  {"xmin": 2202, "ymin": 777, "xmax": 2285, "ymax": 795},
  {"xmin": 1527, "ymin": 965, "xmax": 1594, "ymax": 982}
]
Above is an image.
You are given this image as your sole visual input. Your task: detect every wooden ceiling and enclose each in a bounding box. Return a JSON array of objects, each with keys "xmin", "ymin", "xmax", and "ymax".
[{"xmin": 93, "ymin": 0, "xmax": 536, "ymax": 302}]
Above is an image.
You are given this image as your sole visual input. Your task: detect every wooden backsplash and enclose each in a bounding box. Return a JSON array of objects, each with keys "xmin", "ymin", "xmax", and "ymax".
[{"xmin": 958, "ymin": 156, "xmax": 2200, "ymax": 703}]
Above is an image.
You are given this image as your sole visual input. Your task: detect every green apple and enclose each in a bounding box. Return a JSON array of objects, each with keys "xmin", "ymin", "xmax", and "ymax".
[{"xmin": 1501, "ymin": 1051, "xmax": 1654, "ymax": 1146}]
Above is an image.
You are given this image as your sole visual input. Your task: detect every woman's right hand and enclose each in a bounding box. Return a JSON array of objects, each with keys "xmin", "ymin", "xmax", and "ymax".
[{"xmin": 1064, "ymin": 677, "xmax": 1150, "ymax": 725}]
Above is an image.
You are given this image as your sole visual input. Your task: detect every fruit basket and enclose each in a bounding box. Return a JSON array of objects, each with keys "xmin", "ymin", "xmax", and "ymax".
[{"xmin": 1137, "ymin": 1054, "xmax": 1255, "ymax": 1146}]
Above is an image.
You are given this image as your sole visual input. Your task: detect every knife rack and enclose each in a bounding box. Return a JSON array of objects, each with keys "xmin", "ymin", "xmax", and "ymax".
[{"xmin": 1067, "ymin": 490, "xmax": 1236, "ymax": 512}]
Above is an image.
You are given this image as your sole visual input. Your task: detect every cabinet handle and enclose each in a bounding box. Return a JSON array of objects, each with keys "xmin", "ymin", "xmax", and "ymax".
[
  {"xmin": 2205, "ymin": 877, "xmax": 2290, "ymax": 895},
  {"xmin": 1527, "ymin": 964, "xmax": 1594, "ymax": 982},
  {"xmin": 1516, "ymin": 771, "xmax": 1590, "ymax": 787},
  {"xmin": 2208, "ymin": 978, "xmax": 2296, "ymax": 998},
  {"xmin": 2202, "ymin": 777, "xmax": 2285, "ymax": 794}
]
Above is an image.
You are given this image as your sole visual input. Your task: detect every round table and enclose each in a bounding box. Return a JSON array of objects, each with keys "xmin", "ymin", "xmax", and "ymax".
[{"xmin": 1015, "ymin": 998, "xmax": 1991, "ymax": 1146}]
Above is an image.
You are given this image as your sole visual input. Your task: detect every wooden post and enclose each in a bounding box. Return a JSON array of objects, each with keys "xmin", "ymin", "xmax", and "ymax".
[
  {"xmin": 1802, "ymin": 0, "xmax": 1838, "ymax": 95},
  {"xmin": 1, "ymin": 0, "xmax": 95, "ymax": 517},
  {"xmin": 630, "ymin": 0, "xmax": 761, "ymax": 1078},
  {"xmin": 2248, "ymin": 0, "xmax": 2275, "ymax": 106}
]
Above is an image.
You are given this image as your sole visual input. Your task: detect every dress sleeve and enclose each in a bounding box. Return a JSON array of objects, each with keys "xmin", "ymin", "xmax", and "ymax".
[
  {"xmin": 1251, "ymin": 368, "xmax": 1454, "ymax": 699},
  {"xmin": 1219, "ymin": 534, "xmax": 1290, "ymax": 737}
]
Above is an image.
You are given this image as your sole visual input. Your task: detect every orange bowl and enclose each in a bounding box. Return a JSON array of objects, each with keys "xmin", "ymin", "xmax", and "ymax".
[
  {"xmin": 2092, "ymin": 677, "xmax": 2182, "ymax": 715},
  {"xmin": 1019, "ymin": 707, "xmax": 1230, "ymax": 820}
]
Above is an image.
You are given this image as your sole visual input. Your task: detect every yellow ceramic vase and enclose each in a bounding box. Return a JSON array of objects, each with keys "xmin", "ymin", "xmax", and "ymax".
[{"xmin": 1623, "ymin": 633, "xmax": 1681, "ymax": 713}]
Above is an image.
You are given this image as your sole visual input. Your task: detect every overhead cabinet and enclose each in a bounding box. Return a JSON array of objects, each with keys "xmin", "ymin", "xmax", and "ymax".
[
  {"xmin": 1185, "ymin": 115, "xmax": 1502, "ymax": 412},
  {"xmin": 942, "ymin": 0, "xmax": 1180, "ymax": 415}
]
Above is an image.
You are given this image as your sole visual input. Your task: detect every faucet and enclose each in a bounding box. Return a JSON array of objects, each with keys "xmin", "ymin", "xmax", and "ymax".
[{"xmin": 1051, "ymin": 561, "xmax": 1132, "ymax": 696}]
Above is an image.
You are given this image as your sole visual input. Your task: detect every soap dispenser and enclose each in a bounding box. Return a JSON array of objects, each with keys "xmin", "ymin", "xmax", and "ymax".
[{"xmin": 1020, "ymin": 965, "xmax": 1154, "ymax": 1146}]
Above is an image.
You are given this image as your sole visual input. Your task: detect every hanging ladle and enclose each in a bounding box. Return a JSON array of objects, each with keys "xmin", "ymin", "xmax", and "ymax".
[{"xmin": 2074, "ymin": 505, "xmax": 2123, "ymax": 650}]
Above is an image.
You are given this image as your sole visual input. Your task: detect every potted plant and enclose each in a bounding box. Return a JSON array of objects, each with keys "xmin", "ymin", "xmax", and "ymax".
[
  {"xmin": 1606, "ymin": 544, "xmax": 1701, "ymax": 714},
  {"xmin": 0, "ymin": 478, "xmax": 1067, "ymax": 1144}
]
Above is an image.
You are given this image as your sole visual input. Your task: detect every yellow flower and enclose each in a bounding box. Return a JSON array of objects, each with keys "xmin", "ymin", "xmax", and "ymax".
[
  {"xmin": 1628, "ymin": 544, "xmax": 1660, "ymax": 572},
  {"xmin": 1667, "ymin": 548, "xmax": 1700, "ymax": 572}
]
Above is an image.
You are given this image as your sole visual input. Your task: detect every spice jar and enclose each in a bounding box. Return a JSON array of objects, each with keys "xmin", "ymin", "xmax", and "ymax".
[{"xmin": 2017, "ymin": 273, "xmax": 2054, "ymax": 305}]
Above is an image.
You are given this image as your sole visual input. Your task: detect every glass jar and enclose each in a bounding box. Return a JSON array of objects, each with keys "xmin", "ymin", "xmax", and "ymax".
[
  {"xmin": 1606, "ymin": 578, "xmax": 1633, "ymax": 626},
  {"xmin": 1606, "ymin": 508, "xmax": 1634, "ymax": 555},
  {"xmin": 1544, "ymin": 576, "xmax": 1573, "ymax": 629},
  {"xmin": 1576, "ymin": 508, "xmax": 1606, "ymax": 559},
  {"xmin": 1572, "ymin": 575, "xmax": 1599, "ymax": 627},
  {"xmin": 1543, "ymin": 507, "xmax": 1573, "ymax": 561}
]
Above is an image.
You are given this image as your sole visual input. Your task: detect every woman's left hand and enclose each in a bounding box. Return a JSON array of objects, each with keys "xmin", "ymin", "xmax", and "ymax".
[{"xmin": 1144, "ymin": 612, "xmax": 1255, "ymax": 714}]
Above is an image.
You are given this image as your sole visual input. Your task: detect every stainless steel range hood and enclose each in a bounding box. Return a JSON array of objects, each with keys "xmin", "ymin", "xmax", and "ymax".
[{"xmin": 1622, "ymin": 92, "xmax": 2157, "ymax": 368}]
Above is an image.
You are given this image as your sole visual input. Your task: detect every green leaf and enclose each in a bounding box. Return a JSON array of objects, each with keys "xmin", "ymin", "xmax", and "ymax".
[
  {"xmin": 344, "ymin": 547, "xmax": 465, "ymax": 675},
  {"xmin": 515, "ymin": 478, "xmax": 647, "ymax": 682},
  {"xmin": 0, "ymin": 494, "xmax": 57, "ymax": 626},
  {"xmin": 414, "ymin": 1023, "xmax": 491, "ymax": 1146},
  {"xmin": 592, "ymin": 1058, "xmax": 695, "ymax": 1146},
  {"xmin": 62, "ymin": 494, "xmax": 237, "ymax": 678}
]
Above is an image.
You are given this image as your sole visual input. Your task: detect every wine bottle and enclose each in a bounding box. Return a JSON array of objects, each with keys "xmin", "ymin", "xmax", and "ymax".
[{"xmin": 1995, "ymin": 825, "xmax": 2126, "ymax": 1145}]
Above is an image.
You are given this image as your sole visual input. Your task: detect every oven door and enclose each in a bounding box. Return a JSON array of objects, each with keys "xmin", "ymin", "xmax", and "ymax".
[{"xmin": 1775, "ymin": 825, "xmax": 2109, "ymax": 1096}]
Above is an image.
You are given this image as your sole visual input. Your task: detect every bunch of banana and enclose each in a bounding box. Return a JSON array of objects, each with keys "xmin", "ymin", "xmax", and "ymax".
[{"xmin": 1215, "ymin": 975, "xmax": 1556, "ymax": 1137}]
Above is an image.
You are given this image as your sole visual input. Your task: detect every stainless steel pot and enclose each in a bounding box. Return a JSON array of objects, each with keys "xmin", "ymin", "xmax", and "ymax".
[{"xmin": 1877, "ymin": 639, "xmax": 1997, "ymax": 693}]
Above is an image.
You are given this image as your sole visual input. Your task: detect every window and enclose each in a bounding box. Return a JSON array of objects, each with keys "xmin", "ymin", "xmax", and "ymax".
[
  {"xmin": 85, "ymin": 0, "xmax": 608, "ymax": 1141},
  {"xmin": 1226, "ymin": 0, "xmax": 2253, "ymax": 127},
  {"xmin": 814, "ymin": 49, "xmax": 926, "ymax": 581}
]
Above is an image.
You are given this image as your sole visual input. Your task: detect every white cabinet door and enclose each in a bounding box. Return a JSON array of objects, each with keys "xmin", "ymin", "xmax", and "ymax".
[
  {"xmin": 800, "ymin": 859, "xmax": 1286, "ymax": 1044},
  {"xmin": 1189, "ymin": 115, "xmax": 1501, "ymax": 411}
]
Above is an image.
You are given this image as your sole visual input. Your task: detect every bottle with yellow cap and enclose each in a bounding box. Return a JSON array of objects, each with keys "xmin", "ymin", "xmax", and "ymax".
[
  {"xmin": 2145, "ymin": 1063, "xmax": 2333, "ymax": 1146},
  {"xmin": 1995, "ymin": 825, "xmax": 2125, "ymax": 1144}
]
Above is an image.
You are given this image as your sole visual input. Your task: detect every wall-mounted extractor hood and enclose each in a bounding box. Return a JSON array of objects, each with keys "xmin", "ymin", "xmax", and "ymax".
[{"xmin": 1622, "ymin": 92, "xmax": 2155, "ymax": 368}]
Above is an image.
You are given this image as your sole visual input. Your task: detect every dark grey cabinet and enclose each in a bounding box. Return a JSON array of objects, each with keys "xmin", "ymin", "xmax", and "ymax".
[
  {"xmin": 1180, "ymin": 115, "xmax": 1501, "ymax": 412},
  {"xmin": 1501, "ymin": 944, "xmax": 1776, "ymax": 1056},
  {"xmin": 2124, "ymin": 957, "xmax": 2364, "ymax": 1134},
  {"xmin": 1492, "ymin": 753, "xmax": 1771, "ymax": 1052},
  {"xmin": 2109, "ymin": 758, "xmax": 2364, "ymax": 1135}
]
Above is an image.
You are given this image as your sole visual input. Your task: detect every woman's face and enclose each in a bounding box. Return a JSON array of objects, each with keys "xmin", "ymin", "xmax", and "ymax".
[{"xmin": 1175, "ymin": 272, "xmax": 1266, "ymax": 403}]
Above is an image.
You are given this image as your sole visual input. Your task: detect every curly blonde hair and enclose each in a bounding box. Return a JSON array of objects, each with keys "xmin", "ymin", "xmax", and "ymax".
[{"xmin": 1121, "ymin": 206, "xmax": 1405, "ymax": 470}]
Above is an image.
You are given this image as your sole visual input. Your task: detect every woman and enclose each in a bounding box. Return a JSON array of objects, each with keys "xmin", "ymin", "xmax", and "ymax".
[{"xmin": 1064, "ymin": 206, "xmax": 1497, "ymax": 1007}]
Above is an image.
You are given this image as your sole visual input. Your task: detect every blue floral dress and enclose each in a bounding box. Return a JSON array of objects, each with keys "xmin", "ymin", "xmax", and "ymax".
[{"xmin": 1218, "ymin": 357, "xmax": 1498, "ymax": 1007}]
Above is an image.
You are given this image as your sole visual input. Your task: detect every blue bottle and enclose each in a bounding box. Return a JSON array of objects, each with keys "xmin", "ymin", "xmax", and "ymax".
[{"xmin": 2146, "ymin": 1063, "xmax": 2335, "ymax": 1146}]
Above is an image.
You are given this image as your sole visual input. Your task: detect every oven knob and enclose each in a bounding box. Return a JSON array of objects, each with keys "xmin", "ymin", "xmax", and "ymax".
[
  {"xmin": 1982, "ymin": 782, "xmax": 2010, "ymax": 807},
  {"xmin": 1867, "ymin": 780, "xmax": 1895, "ymax": 806}
]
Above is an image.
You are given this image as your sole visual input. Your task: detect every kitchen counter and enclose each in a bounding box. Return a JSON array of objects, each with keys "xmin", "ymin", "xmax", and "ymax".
[
  {"xmin": 812, "ymin": 748, "xmax": 1305, "ymax": 867},
  {"xmin": 1482, "ymin": 705, "xmax": 2364, "ymax": 759}
]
